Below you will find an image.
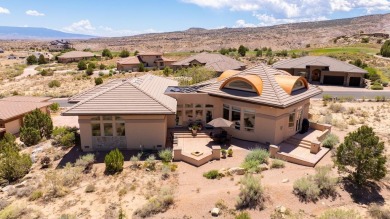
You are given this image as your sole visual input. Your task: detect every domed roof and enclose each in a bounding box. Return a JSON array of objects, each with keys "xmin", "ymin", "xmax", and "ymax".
[
  {"xmin": 220, "ymin": 75, "xmax": 263, "ymax": 95},
  {"xmin": 217, "ymin": 70, "xmax": 240, "ymax": 81},
  {"xmin": 274, "ymin": 75, "xmax": 308, "ymax": 95}
]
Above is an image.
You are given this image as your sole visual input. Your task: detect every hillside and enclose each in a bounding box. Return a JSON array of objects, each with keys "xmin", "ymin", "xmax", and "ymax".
[
  {"xmin": 0, "ymin": 26, "xmax": 95, "ymax": 40},
  {"xmin": 72, "ymin": 13, "xmax": 390, "ymax": 52}
]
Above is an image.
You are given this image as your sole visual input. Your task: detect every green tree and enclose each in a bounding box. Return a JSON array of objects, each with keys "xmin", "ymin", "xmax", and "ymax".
[
  {"xmin": 20, "ymin": 127, "xmax": 41, "ymax": 146},
  {"xmin": 78, "ymin": 60, "xmax": 87, "ymax": 70},
  {"xmin": 0, "ymin": 133, "xmax": 18, "ymax": 153},
  {"xmin": 238, "ymin": 45, "xmax": 247, "ymax": 57},
  {"xmin": 0, "ymin": 143, "xmax": 32, "ymax": 182},
  {"xmin": 102, "ymin": 49, "xmax": 113, "ymax": 59},
  {"xmin": 380, "ymin": 40, "xmax": 390, "ymax": 57},
  {"xmin": 88, "ymin": 62, "xmax": 96, "ymax": 69},
  {"xmin": 86, "ymin": 67, "xmax": 94, "ymax": 76},
  {"xmin": 26, "ymin": 55, "xmax": 37, "ymax": 65},
  {"xmin": 163, "ymin": 67, "xmax": 172, "ymax": 76},
  {"xmin": 134, "ymin": 50, "xmax": 139, "ymax": 56},
  {"xmin": 256, "ymin": 50, "xmax": 262, "ymax": 57},
  {"xmin": 219, "ymin": 48, "xmax": 229, "ymax": 55},
  {"xmin": 38, "ymin": 54, "xmax": 46, "ymax": 65},
  {"xmin": 95, "ymin": 77, "xmax": 103, "ymax": 85},
  {"xmin": 104, "ymin": 148, "xmax": 124, "ymax": 174},
  {"xmin": 119, "ymin": 49, "xmax": 130, "ymax": 58},
  {"xmin": 138, "ymin": 63, "xmax": 145, "ymax": 72},
  {"xmin": 336, "ymin": 125, "xmax": 387, "ymax": 185},
  {"xmin": 99, "ymin": 63, "xmax": 106, "ymax": 70},
  {"xmin": 22, "ymin": 109, "xmax": 53, "ymax": 139}
]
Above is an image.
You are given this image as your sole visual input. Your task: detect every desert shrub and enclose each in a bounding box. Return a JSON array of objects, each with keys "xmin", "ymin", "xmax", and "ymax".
[
  {"xmin": 236, "ymin": 211, "xmax": 251, "ymax": 219},
  {"xmin": 380, "ymin": 40, "xmax": 390, "ymax": 57},
  {"xmin": 41, "ymin": 156, "xmax": 51, "ymax": 168},
  {"xmin": 40, "ymin": 69, "xmax": 53, "ymax": 76},
  {"xmin": 29, "ymin": 190, "xmax": 43, "ymax": 201},
  {"xmin": 48, "ymin": 80, "xmax": 61, "ymax": 88},
  {"xmin": 293, "ymin": 176, "xmax": 320, "ymax": 202},
  {"xmin": 0, "ymin": 200, "xmax": 9, "ymax": 211},
  {"xmin": 130, "ymin": 152, "xmax": 142, "ymax": 169},
  {"xmin": 313, "ymin": 166, "xmax": 338, "ymax": 196},
  {"xmin": 203, "ymin": 170, "xmax": 220, "ymax": 179},
  {"xmin": 0, "ymin": 204, "xmax": 28, "ymax": 219},
  {"xmin": 0, "ymin": 133, "xmax": 19, "ymax": 152},
  {"xmin": 26, "ymin": 55, "xmax": 37, "ymax": 65},
  {"xmin": 22, "ymin": 108, "xmax": 53, "ymax": 139},
  {"xmin": 270, "ymin": 159, "xmax": 285, "ymax": 169},
  {"xmin": 102, "ymin": 49, "xmax": 113, "ymax": 58},
  {"xmin": 228, "ymin": 148, "xmax": 233, "ymax": 157},
  {"xmin": 241, "ymin": 149, "xmax": 269, "ymax": 173},
  {"xmin": 52, "ymin": 126, "xmax": 76, "ymax": 148},
  {"xmin": 143, "ymin": 154, "xmax": 156, "ymax": 170},
  {"xmin": 0, "ymin": 144, "xmax": 32, "ymax": 182},
  {"xmin": 318, "ymin": 208, "xmax": 362, "ymax": 219},
  {"xmin": 368, "ymin": 204, "xmax": 390, "ymax": 219},
  {"xmin": 329, "ymin": 103, "xmax": 345, "ymax": 113},
  {"xmin": 16, "ymin": 186, "xmax": 34, "ymax": 198},
  {"xmin": 85, "ymin": 184, "xmax": 95, "ymax": 193},
  {"xmin": 158, "ymin": 149, "xmax": 173, "ymax": 163},
  {"xmin": 78, "ymin": 60, "xmax": 87, "ymax": 70},
  {"xmin": 75, "ymin": 153, "xmax": 95, "ymax": 173},
  {"xmin": 372, "ymin": 83, "xmax": 384, "ymax": 90},
  {"xmin": 133, "ymin": 186, "xmax": 174, "ymax": 218},
  {"xmin": 104, "ymin": 148, "xmax": 124, "ymax": 174},
  {"xmin": 86, "ymin": 67, "xmax": 94, "ymax": 76},
  {"xmin": 236, "ymin": 174, "xmax": 265, "ymax": 210},
  {"xmin": 322, "ymin": 133, "xmax": 340, "ymax": 149},
  {"xmin": 99, "ymin": 63, "xmax": 106, "ymax": 70},
  {"xmin": 20, "ymin": 127, "xmax": 41, "ymax": 146},
  {"xmin": 119, "ymin": 49, "xmax": 130, "ymax": 58},
  {"xmin": 163, "ymin": 67, "xmax": 172, "ymax": 76},
  {"xmin": 49, "ymin": 102, "xmax": 60, "ymax": 112},
  {"xmin": 95, "ymin": 77, "xmax": 103, "ymax": 85}
]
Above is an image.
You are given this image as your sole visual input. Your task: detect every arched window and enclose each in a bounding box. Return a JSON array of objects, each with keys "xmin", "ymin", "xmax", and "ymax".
[
  {"xmin": 292, "ymin": 79, "xmax": 306, "ymax": 91},
  {"xmin": 226, "ymin": 80, "xmax": 256, "ymax": 92}
]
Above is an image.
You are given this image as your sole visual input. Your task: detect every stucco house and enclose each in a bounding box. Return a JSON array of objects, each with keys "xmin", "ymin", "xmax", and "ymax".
[
  {"xmin": 273, "ymin": 56, "xmax": 367, "ymax": 87},
  {"xmin": 64, "ymin": 64, "xmax": 322, "ymax": 152},
  {"xmin": 49, "ymin": 40, "xmax": 72, "ymax": 51},
  {"xmin": 58, "ymin": 51, "xmax": 101, "ymax": 63},
  {"xmin": 0, "ymin": 96, "xmax": 52, "ymax": 137},
  {"xmin": 32, "ymin": 52, "xmax": 53, "ymax": 62},
  {"xmin": 171, "ymin": 52, "xmax": 246, "ymax": 74},
  {"xmin": 117, "ymin": 52, "xmax": 175, "ymax": 72}
]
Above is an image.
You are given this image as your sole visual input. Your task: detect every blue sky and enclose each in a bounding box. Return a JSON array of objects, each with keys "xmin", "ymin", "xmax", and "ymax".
[{"xmin": 0, "ymin": 0, "xmax": 389, "ymax": 37}]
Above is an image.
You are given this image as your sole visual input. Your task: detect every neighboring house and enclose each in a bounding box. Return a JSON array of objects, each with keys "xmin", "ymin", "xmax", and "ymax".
[
  {"xmin": 0, "ymin": 48, "xmax": 4, "ymax": 53},
  {"xmin": 58, "ymin": 51, "xmax": 101, "ymax": 63},
  {"xmin": 32, "ymin": 52, "xmax": 53, "ymax": 62},
  {"xmin": 7, "ymin": 54, "xmax": 17, "ymax": 60},
  {"xmin": 273, "ymin": 56, "xmax": 367, "ymax": 87},
  {"xmin": 0, "ymin": 96, "xmax": 52, "ymax": 137},
  {"xmin": 49, "ymin": 39, "xmax": 72, "ymax": 51},
  {"xmin": 117, "ymin": 52, "xmax": 175, "ymax": 72},
  {"xmin": 171, "ymin": 52, "xmax": 246, "ymax": 74},
  {"xmin": 63, "ymin": 64, "xmax": 322, "ymax": 152}
]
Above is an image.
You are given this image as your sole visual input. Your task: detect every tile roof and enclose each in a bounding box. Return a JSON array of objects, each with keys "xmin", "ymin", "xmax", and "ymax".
[
  {"xmin": 63, "ymin": 74, "xmax": 178, "ymax": 116},
  {"xmin": 273, "ymin": 56, "xmax": 367, "ymax": 74},
  {"xmin": 0, "ymin": 100, "xmax": 52, "ymax": 121},
  {"xmin": 68, "ymin": 79, "xmax": 125, "ymax": 103},
  {"xmin": 197, "ymin": 64, "xmax": 322, "ymax": 108},
  {"xmin": 138, "ymin": 52, "xmax": 163, "ymax": 56},
  {"xmin": 172, "ymin": 52, "xmax": 246, "ymax": 72},
  {"xmin": 58, "ymin": 51, "xmax": 101, "ymax": 59},
  {"xmin": 117, "ymin": 56, "xmax": 141, "ymax": 65}
]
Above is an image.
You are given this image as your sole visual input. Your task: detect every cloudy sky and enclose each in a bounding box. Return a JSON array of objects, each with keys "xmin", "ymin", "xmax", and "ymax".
[{"xmin": 0, "ymin": 0, "xmax": 389, "ymax": 37}]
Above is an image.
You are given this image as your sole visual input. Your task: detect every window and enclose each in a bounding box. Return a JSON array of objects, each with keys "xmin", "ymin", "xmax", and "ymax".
[
  {"xmin": 226, "ymin": 80, "xmax": 256, "ymax": 92},
  {"xmin": 116, "ymin": 123, "xmax": 125, "ymax": 136},
  {"xmin": 244, "ymin": 110, "xmax": 255, "ymax": 132},
  {"xmin": 232, "ymin": 106, "xmax": 241, "ymax": 130},
  {"xmin": 205, "ymin": 104, "xmax": 214, "ymax": 108},
  {"xmin": 185, "ymin": 110, "xmax": 193, "ymax": 121},
  {"xmin": 176, "ymin": 110, "xmax": 183, "ymax": 126},
  {"xmin": 177, "ymin": 104, "xmax": 183, "ymax": 108},
  {"xmin": 104, "ymin": 123, "xmax": 113, "ymax": 136},
  {"xmin": 102, "ymin": 116, "xmax": 112, "ymax": 121},
  {"xmin": 292, "ymin": 80, "xmax": 305, "ymax": 91},
  {"xmin": 91, "ymin": 124, "xmax": 101, "ymax": 136},
  {"xmin": 223, "ymin": 104, "xmax": 230, "ymax": 120},
  {"xmin": 185, "ymin": 104, "xmax": 193, "ymax": 108},
  {"xmin": 195, "ymin": 110, "xmax": 203, "ymax": 120},
  {"xmin": 195, "ymin": 104, "xmax": 202, "ymax": 108},
  {"xmin": 206, "ymin": 110, "xmax": 213, "ymax": 123},
  {"xmin": 91, "ymin": 116, "xmax": 100, "ymax": 121},
  {"xmin": 289, "ymin": 111, "xmax": 295, "ymax": 127}
]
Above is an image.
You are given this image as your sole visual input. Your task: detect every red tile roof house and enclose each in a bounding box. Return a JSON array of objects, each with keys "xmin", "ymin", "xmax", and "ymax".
[
  {"xmin": 0, "ymin": 96, "xmax": 52, "ymax": 138},
  {"xmin": 63, "ymin": 64, "xmax": 330, "ymax": 166},
  {"xmin": 58, "ymin": 51, "xmax": 101, "ymax": 63},
  {"xmin": 117, "ymin": 52, "xmax": 175, "ymax": 72}
]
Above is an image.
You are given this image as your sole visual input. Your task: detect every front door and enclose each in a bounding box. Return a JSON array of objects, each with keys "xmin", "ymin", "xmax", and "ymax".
[
  {"xmin": 296, "ymin": 109, "xmax": 303, "ymax": 133},
  {"xmin": 311, "ymin": 69, "xmax": 321, "ymax": 81}
]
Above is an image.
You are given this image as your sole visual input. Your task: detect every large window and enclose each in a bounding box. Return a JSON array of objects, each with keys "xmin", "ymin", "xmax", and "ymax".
[
  {"xmin": 176, "ymin": 110, "xmax": 183, "ymax": 126},
  {"xmin": 91, "ymin": 116, "xmax": 126, "ymax": 137},
  {"xmin": 292, "ymin": 80, "xmax": 306, "ymax": 91},
  {"xmin": 289, "ymin": 111, "xmax": 295, "ymax": 127},
  {"xmin": 244, "ymin": 110, "xmax": 255, "ymax": 132},
  {"xmin": 223, "ymin": 104, "xmax": 230, "ymax": 120},
  {"xmin": 226, "ymin": 80, "xmax": 256, "ymax": 92},
  {"xmin": 232, "ymin": 107, "xmax": 241, "ymax": 130}
]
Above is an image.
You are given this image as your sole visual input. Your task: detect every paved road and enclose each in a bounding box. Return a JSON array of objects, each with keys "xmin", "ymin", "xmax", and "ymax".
[{"xmin": 314, "ymin": 90, "xmax": 390, "ymax": 99}]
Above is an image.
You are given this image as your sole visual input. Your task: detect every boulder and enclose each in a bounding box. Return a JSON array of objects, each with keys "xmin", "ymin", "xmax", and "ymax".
[
  {"xmin": 1, "ymin": 185, "xmax": 14, "ymax": 193},
  {"xmin": 259, "ymin": 163, "xmax": 269, "ymax": 171},
  {"xmin": 211, "ymin": 207, "xmax": 220, "ymax": 216},
  {"xmin": 228, "ymin": 167, "xmax": 245, "ymax": 175},
  {"xmin": 280, "ymin": 206, "xmax": 287, "ymax": 213},
  {"xmin": 218, "ymin": 168, "xmax": 228, "ymax": 177},
  {"xmin": 282, "ymin": 178, "xmax": 289, "ymax": 183}
]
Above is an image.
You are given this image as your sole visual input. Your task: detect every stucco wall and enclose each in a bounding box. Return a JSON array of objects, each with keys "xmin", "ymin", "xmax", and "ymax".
[
  {"xmin": 117, "ymin": 63, "xmax": 138, "ymax": 71},
  {"xmin": 5, "ymin": 119, "xmax": 21, "ymax": 135}
]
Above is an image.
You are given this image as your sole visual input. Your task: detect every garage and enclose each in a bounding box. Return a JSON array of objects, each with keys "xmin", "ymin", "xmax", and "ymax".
[
  {"xmin": 323, "ymin": 76, "xmax": 344, "ymax": 85},
  {"xmin": 349, "ymin": 77, "xmax": 361, "ymax": 87}
]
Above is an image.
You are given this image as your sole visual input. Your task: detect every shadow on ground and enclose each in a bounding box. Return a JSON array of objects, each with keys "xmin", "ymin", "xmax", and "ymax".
[{"xmin": 342, "ymin": 178, "xmax": 385, "ymax": 204}]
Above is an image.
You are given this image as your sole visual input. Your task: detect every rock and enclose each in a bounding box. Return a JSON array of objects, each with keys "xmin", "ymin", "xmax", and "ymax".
[
  {"xmin": 228, "ymin": 167, "xmax": 245, "ymax": 175},
  {"xmin": 282, "ymin": 179, "xmax": 289, "ymax": 183},
  {"xmin": 211, "ymin": 207, "xmax": 220, "ymax": 216},
  {"xmin": 259, "ymin": 163, "xmax": 269, "ymax": 171},
  {"xmin": 1, "ymin": 185, "xmax": 14, "ymax": 193},
  {"xmin": 280, "ymin": 206, "xmax": 287, "ymax": 213}
]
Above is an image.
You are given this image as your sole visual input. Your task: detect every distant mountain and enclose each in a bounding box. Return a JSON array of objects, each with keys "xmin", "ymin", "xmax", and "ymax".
[{"xmin": 0, "ymin": 26, "xmax": 96, "ymax": 40}]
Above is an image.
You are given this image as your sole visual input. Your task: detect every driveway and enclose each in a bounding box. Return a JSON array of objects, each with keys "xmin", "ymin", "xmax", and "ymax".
[{"xmin": 15, "ymin": 65, "xmax": 38, "ymax": 80}]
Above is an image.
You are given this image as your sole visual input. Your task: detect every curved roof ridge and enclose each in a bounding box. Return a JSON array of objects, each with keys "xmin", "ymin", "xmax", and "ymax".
[{"xmin": 258, "ymin": 64, "xmax": 283, "ymax": 104}]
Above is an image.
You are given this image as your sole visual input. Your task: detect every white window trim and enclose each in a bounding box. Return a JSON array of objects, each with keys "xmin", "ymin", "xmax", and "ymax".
[{"xmin": 91, "ymin": 116, "xmax": 125, "ymax": 137}]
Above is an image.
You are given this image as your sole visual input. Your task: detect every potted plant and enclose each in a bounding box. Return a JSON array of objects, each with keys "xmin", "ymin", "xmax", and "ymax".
[
  {"xmin": 227, "ymin": 148, "xmax": 233, "ymax": 157},
  {"xmin": 191, "ymin": 124, "xmax": 198, "ymax": 136},
  {"xmin": 221, "ymin": 149, "xmax": 227, "ymax": 158}
]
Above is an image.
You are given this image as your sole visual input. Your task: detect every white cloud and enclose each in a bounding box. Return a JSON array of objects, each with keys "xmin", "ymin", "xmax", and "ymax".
[
  {"xmin": 26, "ymin": 10, "xmax": 45, "ymax": 16},
  {"xmin": 233, "ymin": 19, "xmax": 256, "ymax": 28},
  {"xmin": 254, "ymin": 13, "xmax": 328, "ymax": 26},
  {"xmin": 0, "ymin": 7, "xmax": 10, "ymax": 14},
  {"xmin": 63, "ymin": 20, "xmax": 158, "ymax": 37}
]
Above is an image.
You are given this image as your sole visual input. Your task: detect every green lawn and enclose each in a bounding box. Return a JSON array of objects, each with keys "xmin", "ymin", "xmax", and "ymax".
[{"xmin": 290, "ymin": 45, "xmax": 379, "ymax": 56}]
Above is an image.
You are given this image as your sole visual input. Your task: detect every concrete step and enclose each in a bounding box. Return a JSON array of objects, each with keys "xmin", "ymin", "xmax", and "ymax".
[{"xmin": 285, "ymin": 140, "xmax": 312, "ymax": 147}]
